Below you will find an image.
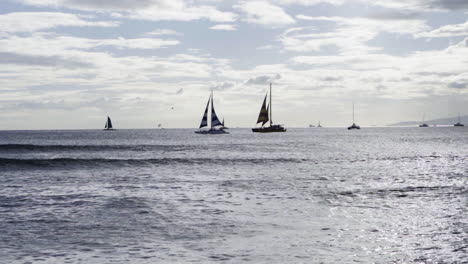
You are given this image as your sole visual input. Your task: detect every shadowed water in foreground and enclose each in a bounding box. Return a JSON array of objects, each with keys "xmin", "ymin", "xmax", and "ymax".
[{"xmin": 0, "ymin": 128, "xmax": 467, "ymax": 263}]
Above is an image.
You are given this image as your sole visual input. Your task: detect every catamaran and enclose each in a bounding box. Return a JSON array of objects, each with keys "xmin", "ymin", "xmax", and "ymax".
[
  {"xmin": 195, "ymin": 91, "xmax": 229, "ymax": 134},
  {"xmin": 454, "ymin": 113, "xmax": 464, "ymax": 127},
  {"xmin": 104, "ymin": 116, "xmax": 115, "ymax": 130},
  {"xmin": 347, "ymin": 103, "xmax": 360, "ymax": 130},
  {"xmin": 252, "ymin": 83, "xmax": 286, "ymax": 133}
]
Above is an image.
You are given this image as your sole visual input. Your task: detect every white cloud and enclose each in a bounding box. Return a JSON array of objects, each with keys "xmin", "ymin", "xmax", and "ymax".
[
  {"xmin": 416, "ymin": 20, "xmax": 468, "ymax": 38},
  {"xmin": 272, "ymin": 0, "xmax": 345, "ymax": 5},
  {"xmin": 143, "ymin": 29, "xmax": 183, "ymax": 36},
  {"xmin": 209, "ymin": 24, "xmax": 238, "ymax": 31},
  {"xmin": 359, "ymin": 0, "xmax": 468, "ymax": 11},
  {"xmin": 280, "ymin": 15, "xmax": 429, "ymax": 54},
  {"xmin": 17, "ymin": 0, "xmax": 238, "ymax": 22},
  {"xmin": 129, "ymin": 5, "xmax": 237, "ymax": 22},
  {"xmin": 0, "ymin": 12, "xmax": 118, "ymax": 33},
  {"xmin": 233, "ymin": 1, "xmax": 295, "ymax": 28}
]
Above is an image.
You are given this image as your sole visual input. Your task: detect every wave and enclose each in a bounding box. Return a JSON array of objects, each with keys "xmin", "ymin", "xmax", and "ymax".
[
  {"xmin": 0, "ymin": 144, "xmax": 196, "ymax": 152},
  {"xmin": 0, "ymin": 157, "xmax": 302, "ymax": 168}
]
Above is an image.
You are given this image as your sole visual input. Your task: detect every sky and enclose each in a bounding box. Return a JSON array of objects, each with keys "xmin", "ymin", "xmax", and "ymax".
[{"xmin": 0, "ymin": 0, "xmax": 467, "ymax": 129}]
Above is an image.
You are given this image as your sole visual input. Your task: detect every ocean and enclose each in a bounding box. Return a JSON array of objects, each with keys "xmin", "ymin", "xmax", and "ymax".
[{"xmin": 0, "ymin": 128, "xmax": 466, "ymax": 263}]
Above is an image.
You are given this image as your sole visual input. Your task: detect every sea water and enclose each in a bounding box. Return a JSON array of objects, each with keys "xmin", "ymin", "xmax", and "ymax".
[{"xmin": 0, "ymin": 128, "xmax": 466, "ymax": 263}]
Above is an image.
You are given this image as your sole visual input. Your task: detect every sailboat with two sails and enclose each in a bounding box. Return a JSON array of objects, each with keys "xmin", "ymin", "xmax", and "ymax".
[
  {"xmin": 195, "ymin": 91, "xmax": 229, "ymax": 134},
  {"xmin": 252, "ymin": 83, "xmax": 286, "ymax": 133},
  {"xmin": 104, "ymin": 116, "xmax": 115, "ymax": 130}
]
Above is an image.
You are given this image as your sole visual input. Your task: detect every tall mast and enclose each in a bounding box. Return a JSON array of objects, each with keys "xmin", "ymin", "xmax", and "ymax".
[
  {"xmin": 210, "ymin": 90, "xmax": 213, "ymax": 128},
  {"xmin": 352, "ymin": 103, "xmax": 355, "ymax": 124},
  {"xmin": 270, "ymin": 83, "xmax": 272, "ymax": 126}
]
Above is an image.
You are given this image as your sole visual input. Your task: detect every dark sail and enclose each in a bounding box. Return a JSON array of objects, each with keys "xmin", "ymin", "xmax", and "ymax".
[
  {"xmin": 199, "ymin": 97, "xmax": 210, "ymax": 128},
  {"xmin": 211, "ymin": 95, "xmax": 222, "ymax": 127},
  {"xmin": 256, "ymin": 93, "xmax": 269, "ymax": 125},
  {"xmin": 107, "ymin": 116, "xmax": 113, "ymax": 129}
]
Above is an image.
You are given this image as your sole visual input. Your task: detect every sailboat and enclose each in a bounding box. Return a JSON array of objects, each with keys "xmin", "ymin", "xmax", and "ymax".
[
  {"xmin": 454, "ymin": 113, "xmax": 464, "ymax": 127},
  {"xmin": 104, "ymin": 116, "xmax": 115, "ymax": 130},
  {"xmin": 317, "ymin": 121, "xmax": 322, "ymax": 128},
  {"xmin": 195, "ymin": 91, "xmax": 229, "ymax": 134},
  {"xmin": 252, "ymin": 83, "xmax": 286, "ymax": 133},
  {"xmin": 347, "ymin": 103, "xmax": 360, "ymax": 130},
  {"xmin": 419, "ymin": 114, "xmax": 429, "ymax": 127}
]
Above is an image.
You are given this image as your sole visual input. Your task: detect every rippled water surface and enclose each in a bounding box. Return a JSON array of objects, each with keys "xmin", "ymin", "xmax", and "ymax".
[{"xmin": 0, "ymin": 128, "xmax": 467, "ymax": 263}]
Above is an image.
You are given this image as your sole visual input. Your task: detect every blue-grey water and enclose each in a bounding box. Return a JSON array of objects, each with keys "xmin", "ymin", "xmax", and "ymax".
[{"xmin": 0, "ymin": 128, "xmax": 466, "ymax": 263}]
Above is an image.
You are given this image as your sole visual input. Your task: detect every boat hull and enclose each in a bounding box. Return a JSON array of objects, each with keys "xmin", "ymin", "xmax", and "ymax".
[
  {"xmin": 419, "ymin": 124, "xmax": 429, "ymax": 127},
  {"xmin": 454, "ymin": 123, "xmax": 464, "ymax": 127},
  {"xmin": 347, "ymin": 124, "xmax": 360, "ymax": 130},
  {"xmin": 252, "ymin": 125, "xmax": 286, "ymax": 133},
  {"xmin": 103, "ymin": 129, "xmax": 116, "ymax": 131},
  {"xmin": 195, "ymin": 129, "xmax": 229, "ymax": 134}
]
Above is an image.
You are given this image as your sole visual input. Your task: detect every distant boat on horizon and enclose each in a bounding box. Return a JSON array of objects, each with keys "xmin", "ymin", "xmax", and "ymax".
[
  {"xmin": 347, "ymin": 103, "xmax": 360, "ymax": 130},
  {"xmin": 104, "ymin": 116, "xmax": 115, "ymax": 130},
  {"xmin": 419, "ymin": 113, "xmax": 429, "ymax": 127},
  {"xmin": 195, "ymin": 91, "xmax": 229, "ymax": 134},
  {"xmin": 252, "ymin": 83, "xmax": 286, "ymax": 133},
  {"xmin": 454, "ymin": 113, "xmax": 464, "ymax": 127},
  {"xmin": 318, "ymin": 121, "xmax": 322, "ymax": 128}
]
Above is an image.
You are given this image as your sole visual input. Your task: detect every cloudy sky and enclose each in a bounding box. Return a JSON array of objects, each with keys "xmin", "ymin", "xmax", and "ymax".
[{"xmin": 0, "ymin": 0, "xmax": 467, "ymax": 129}]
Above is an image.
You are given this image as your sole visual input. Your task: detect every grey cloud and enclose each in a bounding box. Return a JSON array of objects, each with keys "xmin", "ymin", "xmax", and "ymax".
[
  {"xmin": 58, "ymin": 0, "xmax": 155, "ymax": 10},
  {"xmin": 246, "ymin": 74, "xmax": 281, "ymax": 85},
  {"xmin": 431, "ymin": 0, "xmax": 468, "ymax": 9},
  {"xmin": 210, "ymin": 82, "xmax": 235, "ymax": 91},
  {"xmin": 367, "ymin": 11, "xmax": 420, "ymax": 20},
  {"xmin": 322, "ymin": 76, "xmax": 343, "ymax": 82},
  {"xmin": 448, "ymin": 81, "xmax": 468, "ymax": 89},
  {"xmin": 375, "ymin": 85, "xmax": 387, "ymax": 90},
  {"xmin": 0, "ymin": 52, "xmax": 93, "ymax": 69}
]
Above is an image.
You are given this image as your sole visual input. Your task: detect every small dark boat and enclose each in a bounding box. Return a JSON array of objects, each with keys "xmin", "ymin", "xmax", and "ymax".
[
  {"xmin": 454, "ymin": 113, "xmax": 464, "ymax": 127},
  {"xmin": 348, "ymin": 123, "xmax": 360, "ymax": 130},
  {"xmin": 419, "ymin": 114, "xmax": 429, "ymax": 127},
  {"xmin": 252, "ymin": 83, "xmax": 286, "ymax": 133},
  {"xmin": 347, "ymin": 103, "xmax": 360, "ymax": 130},
  {"xmin": 104, "ymin": 116, "xmax": 116, "ymax": 130}
]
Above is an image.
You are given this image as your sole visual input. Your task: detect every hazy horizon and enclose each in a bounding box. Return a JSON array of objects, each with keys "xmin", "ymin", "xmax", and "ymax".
[{"xmin": 1, "ymin": 0, "xmax": 467, "ymax": 129}]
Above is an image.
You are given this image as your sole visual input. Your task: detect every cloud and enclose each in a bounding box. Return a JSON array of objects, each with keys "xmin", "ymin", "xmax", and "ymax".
[
  {"xmin": 209, "ymin": 24, "xmax": 238, "ymax": 31},
  {"xmin": 17, "ymin": 0, "xmax": 237, "ymax": 22},
  {"xmin": 0, "ymin": 12, "xmax": 119, "ymax": 33},
  {"xmin": 0, "ymin": 52, "xmax": 92, "ymax": 68},
  {"xmin": 0, "ymin": 34, "xmax": 180, "ymax": 58},
  {"xmin": 416, "ymin": 21, "xmax": 468, "ymax": 38},
  {"xmin": 234, "ymin": 1, "xmax": 295, "ymax": 28},
  {"xmin": 272, "ymin": 0, "xmax": 345, "ymax": 5},
  {"xmin": 448, "ymin": 80, "xmax": 468, "ymax": 89},
  {"xmin": 129, "ymin": 5, "xmax": 237, "ymax": 22},
  {"xmin": 143, "ymin": 29, "xmax": 183, "ymax": 36},
  {"xmin": 210, "ymin": 81, "xmax": 236, "ymax": 91},
  {"xmin": 360, "ymin": 0, "xmax": 468, "ymax": 11},
  {"xmin": 246, "ymin": 73, "xmax": 281, "ymax": 85},
  {"xmin": 282, "ymin": 15, "xmax": 429, "ymax": 54}
]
